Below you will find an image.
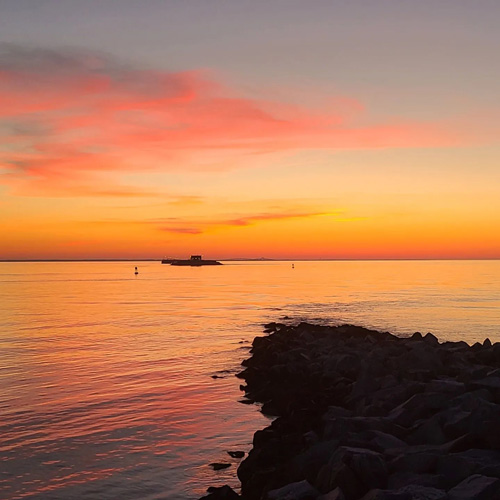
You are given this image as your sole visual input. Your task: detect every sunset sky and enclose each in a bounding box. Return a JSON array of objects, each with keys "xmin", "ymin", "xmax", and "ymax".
[{"xmin": 1, "ymin": 0, "xmax": 499, "ymax": 259}]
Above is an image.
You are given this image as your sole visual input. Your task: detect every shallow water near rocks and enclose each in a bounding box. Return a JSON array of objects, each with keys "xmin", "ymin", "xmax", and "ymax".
[{"xmin": 1, "ymin": 260, "xmax": 499, "ymax": 499}]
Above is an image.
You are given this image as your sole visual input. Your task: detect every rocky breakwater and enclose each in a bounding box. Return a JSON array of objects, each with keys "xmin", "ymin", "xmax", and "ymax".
[{"xmin": 201, "ymin": 322, "xmax": 500, "ymax": 500}]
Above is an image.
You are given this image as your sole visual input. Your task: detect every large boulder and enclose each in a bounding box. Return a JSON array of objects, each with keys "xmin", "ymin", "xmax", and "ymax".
[{"xmin": 316, "ymin": 446, "xmax": 388, "ymax": 496}]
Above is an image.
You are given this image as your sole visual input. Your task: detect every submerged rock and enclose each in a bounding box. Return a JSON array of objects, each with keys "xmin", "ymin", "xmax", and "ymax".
[{"xmin": 210, "ymin": 462, "xmax": 232, "ymax": 471}]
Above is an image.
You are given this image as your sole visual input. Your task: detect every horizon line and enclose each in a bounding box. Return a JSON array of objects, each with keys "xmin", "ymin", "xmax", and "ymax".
[{"xmin": 1, "ymin": 258, "xmax": 499, "ymax": 263}]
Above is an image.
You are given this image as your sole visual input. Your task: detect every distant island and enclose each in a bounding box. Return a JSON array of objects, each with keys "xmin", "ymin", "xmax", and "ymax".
[{"xmin": 161, "ymin": 255, "xmax": 222, "ymax": 266}]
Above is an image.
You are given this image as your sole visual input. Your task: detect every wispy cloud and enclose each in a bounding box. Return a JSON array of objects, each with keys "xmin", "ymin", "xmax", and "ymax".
[
  {"xmin": 153, "ymin": 209, "xmax": 344, "ymax": 234},
  {"xmin": 0, "ymin": 44, "xmax": 462, "ymax": 196}
]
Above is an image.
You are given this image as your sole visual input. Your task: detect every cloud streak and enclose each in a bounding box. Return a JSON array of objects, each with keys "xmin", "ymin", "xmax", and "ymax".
[
  {"xmin": 153, "ymin": 210, "xmax": 343, "ymax": 234},
  {"xmin": 0, "ymin": 44, "xmax": 463, "ymax": 196}
]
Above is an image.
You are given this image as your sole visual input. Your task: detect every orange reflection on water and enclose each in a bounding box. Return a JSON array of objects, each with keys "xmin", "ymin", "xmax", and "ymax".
[{"xmin": 0, "ymin": 261, "xmax": 499, "ymax": 498}]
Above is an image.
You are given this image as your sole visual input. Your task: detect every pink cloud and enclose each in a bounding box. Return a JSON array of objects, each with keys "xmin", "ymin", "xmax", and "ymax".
[{"xmin": 0, "ymin": 45, "xmax": 463, "ymax": 196}]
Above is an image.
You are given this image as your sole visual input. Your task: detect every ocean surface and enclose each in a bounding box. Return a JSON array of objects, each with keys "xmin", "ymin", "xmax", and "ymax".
[{"xmin": 1, "ymin": 260, "xmax": 499, "ymax": 499}]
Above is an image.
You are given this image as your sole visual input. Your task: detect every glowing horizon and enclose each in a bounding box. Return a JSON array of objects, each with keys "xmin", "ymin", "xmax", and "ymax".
[{"xmin": 1, "ymin": 1, "xmax": 499, "ymax": 260}]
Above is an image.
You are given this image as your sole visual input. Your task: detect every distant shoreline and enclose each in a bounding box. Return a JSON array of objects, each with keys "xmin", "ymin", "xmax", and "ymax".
[{"xmin": 1, "ymin": 258, "xmax": 499, "ymax": 263}]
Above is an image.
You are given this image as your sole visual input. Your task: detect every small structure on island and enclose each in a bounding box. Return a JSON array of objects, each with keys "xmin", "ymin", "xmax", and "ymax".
[
  {"xmin": 162, "ymin": 255, "xmax": 222, "ymax": 266},
  {"xmin": 134, "ymin": 266, "xmax": 138, "ymax": 275}
]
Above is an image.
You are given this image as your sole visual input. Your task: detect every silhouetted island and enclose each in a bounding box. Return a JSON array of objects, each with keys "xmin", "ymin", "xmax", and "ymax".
[
  {"xmin": 161, "ymin": 255, "xmax": 222, "ymax": 266},
  {"xmin": 201, "ymin": 322, "xmax": 500, "ymax": 500}
]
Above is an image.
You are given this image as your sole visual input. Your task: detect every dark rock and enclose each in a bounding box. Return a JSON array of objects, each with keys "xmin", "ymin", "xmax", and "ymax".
[
  {"xmin": 426, "ymin": 379, "xmax": 465, "ymax": 395},
  {"xmin": 448, "ymin": 474, "xmax": 500, "ymax": 499},
  {"xmin": 315, "ymin": 446, "xmax": 387, "ymax": 497},
  {"xmin": 342, "ymin": 447, "xmax": 388, "ymax": 490},
  {"xmin": 302, "ymin": 431, "xmax": 320, "ymax": 446},
  {"xmin": 423, "ymin": 332, "xmax": 439, "ymax": 344},
  {"xmin": 388, "ymin": 392, "xmax": 446, "ymax": 428},
  {"xmin": 407, "ymin": 415, "xmax": 447, "ymax": 446},
  {"xmin": 200, "ymin": 485, "xmax": 240, "ymax": 499},
  {"xmin": 315, "ymin": 459, "xmax": 362, "ymax": 499},
  {"xmin": 452, "ymin": 449, "xmax": 500, "ymax": 478},
  {"xmin": 322, "ymin": 406, "xmax": 353, "ymax": 420},
  {"xmin": 394, "ymin": 484, "xmax": 447, "ymax": 499},
  {"xmin": 390, "ymin": 450, "xmax": 440, "ymax": 474},
  {"xmin": 228, "ymin": 451, "xmax": 245, "ymax": 458},
  {"xmin": 472, "ymin": 376, "xmax": 500, "ymax": 393},
  {"xmin": 208, "ymin": 322, "xmax": 500, "ymax": 500},
  {"xmin": 369, "ymin": 430, "xmax": 407, "ymax": 452},
  {"xmin": 317, "ymin": 487, "xmax": 346, "ymax": 500},
  {"xmin": 291, "ymin": 439, "xmax": 339, "ymax": 482},
  {"xmin": 436, "ymin": 454, "xmax": 475, "ymax": 489},
  {"xmin": 210, "ymin": 462, "xmax": 232, "ymax": 471},
  {"xmin": 266, "ymin": 479, "xmax": 320, "ymax": 499},
  {"xmin": 388, "ymin": 471, "xmax": 445, "ymax": 490},
  {"xmin": 359, "ymin": 490, "xmax": 411, "ymax": 500}
]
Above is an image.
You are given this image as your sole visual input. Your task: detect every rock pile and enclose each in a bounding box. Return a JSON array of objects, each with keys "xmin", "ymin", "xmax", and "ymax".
[{"xmin": 201, "ymin": 322, "xmax": 500, "ymax": 500}]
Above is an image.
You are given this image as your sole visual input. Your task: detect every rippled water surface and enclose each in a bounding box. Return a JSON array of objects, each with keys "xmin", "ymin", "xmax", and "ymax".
[{"xmin": 1, "ymin": 260, "xmax": 499, "ymax": 499}]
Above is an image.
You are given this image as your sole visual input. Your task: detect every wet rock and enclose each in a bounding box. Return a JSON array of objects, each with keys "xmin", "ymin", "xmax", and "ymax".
[
  {"xmin": 201, "ymin": 485, "xmax": 240, "ymax": 499},
  {"xmin": 210, "ymin": 462, "xmax": 232, "ymax": 471}
]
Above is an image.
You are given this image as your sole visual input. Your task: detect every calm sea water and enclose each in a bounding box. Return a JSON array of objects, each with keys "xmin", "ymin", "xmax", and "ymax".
[{"xmin": 1, "ymin": 260, "xmax": 499, "ymax": 499}]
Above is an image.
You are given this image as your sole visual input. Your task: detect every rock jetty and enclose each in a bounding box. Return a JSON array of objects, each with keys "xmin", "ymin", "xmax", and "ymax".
[{"xmin": 201, "ymin": 322, "xmax": 500, "ymax": 500}]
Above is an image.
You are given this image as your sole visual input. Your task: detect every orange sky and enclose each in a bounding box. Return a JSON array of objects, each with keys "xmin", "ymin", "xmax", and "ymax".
[{"xmin": 1, "ymin": 3, "xmax": 499, "ymax": 259}]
